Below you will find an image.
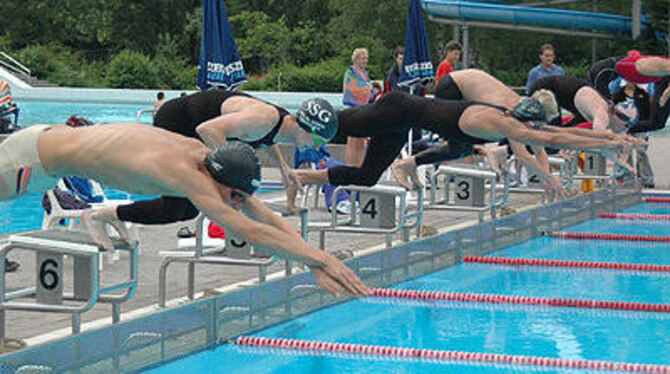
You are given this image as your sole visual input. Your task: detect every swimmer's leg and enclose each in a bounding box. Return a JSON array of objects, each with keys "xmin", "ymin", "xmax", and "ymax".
[{"xmin": 636, "ymin": 57, "xmax": 670, "ymax": 77}]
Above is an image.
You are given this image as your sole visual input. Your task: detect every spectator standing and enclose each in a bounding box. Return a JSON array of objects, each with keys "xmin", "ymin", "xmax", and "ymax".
[
  {"xmin": 434, "ymin": 41, "xmax": 462, "ymax": 85},
  {"xmin": 342, "ymin": 48, "xmax": 379, "ymax": 167},
  {"xmin": 526, "ymin": 44, "xmax": 565, "ymax": 94}
]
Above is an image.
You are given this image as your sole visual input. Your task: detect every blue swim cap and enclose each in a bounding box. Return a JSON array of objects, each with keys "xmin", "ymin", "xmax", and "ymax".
[
  {"xmin": 205, "ymin": 141, "xmax": 261, "ymax": 195},
  {"xmin": 511, "ymin": 97, "xmax": 547, "ymax": 122},
  {"xmin": 295, "ymin": 98, "xmax": 338, "ymax": 141}
]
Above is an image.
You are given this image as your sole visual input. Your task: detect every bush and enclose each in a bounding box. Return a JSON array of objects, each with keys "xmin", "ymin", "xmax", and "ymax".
[
  {"xmin": 174, "ymin": 65, "xmax": 199, "ymax": 90},
  {"xmin": 106, "ymin": 50, "xmax": 159, "ymax": 88},
  {"xmin": 273, "ymin": 58, "xmax": 348, "ymax": 92}
]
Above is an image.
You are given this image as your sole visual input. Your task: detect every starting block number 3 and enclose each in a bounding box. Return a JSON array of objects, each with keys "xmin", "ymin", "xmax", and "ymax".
[
  {"xmin": 453, "ymin": 176, "xmax": 485, "ymax": 207},
  {"xmin": 36, "ymin": 252, "xmax": 63, "ymax": 305}
]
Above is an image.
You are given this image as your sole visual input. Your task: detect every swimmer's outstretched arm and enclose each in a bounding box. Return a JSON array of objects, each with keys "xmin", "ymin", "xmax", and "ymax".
[
  {"xmin": 509, "ymin": 141, "xmax": 566, "ymax": 199},
  {"xmin": 190, "ymin": 187, "xmax": 368, "ymax": 298},
  {"xmin": 268, "ymin": 144, "xmax": 302, "ymax": 191},
  {"xmin": 497, "ymin": 117, "xmax": 624, "ymax": 150},
  {"xmin": 195, "ymin": 109, "xmax": 270, "ymax": 149}
]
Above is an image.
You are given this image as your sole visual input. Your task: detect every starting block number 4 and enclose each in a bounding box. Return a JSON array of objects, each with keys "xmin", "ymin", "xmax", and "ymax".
[
  {"xmin": 360, "ymin": 192, "xmax": 396, "ymax": 229},
  {"xmin": 36, "ymin": 252, "xmax": 63, "ymax": 305},
  {"xmin": 584, "ymin": 153, "xmax": 606, "ymax": 176},
  {"xmin": 453, "ymin": 176, "xmax": 485, "ymax": 207}
]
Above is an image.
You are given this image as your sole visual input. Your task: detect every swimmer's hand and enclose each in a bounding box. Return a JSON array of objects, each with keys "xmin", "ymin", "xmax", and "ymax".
[
  {"xmin": 310, "ymin": 255, "xmax": 369, "ymax": 298},
  {"xmin": 599, "ymin": 141, "xmax": 634, "ymax": 174},
  {"xmin": 280, "ymin": 166, "xmax": 303, "ymax": 191}
]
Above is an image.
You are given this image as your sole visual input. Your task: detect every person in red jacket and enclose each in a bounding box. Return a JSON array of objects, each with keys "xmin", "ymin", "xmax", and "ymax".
[{"xmin": 434, "ymin": 40, "xmax": 462, "ymax": 85}]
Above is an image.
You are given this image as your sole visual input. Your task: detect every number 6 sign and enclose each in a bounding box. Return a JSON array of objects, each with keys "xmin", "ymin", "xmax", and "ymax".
[{"xmin": 36, "ymin": 252, "xmax": 63, "ymax": 305}]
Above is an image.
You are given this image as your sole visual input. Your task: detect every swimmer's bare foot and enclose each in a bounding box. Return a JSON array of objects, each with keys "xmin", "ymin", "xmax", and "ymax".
[
  {"xmin": 391, "ymin": 158, "xmax": 423, "ymax": 190},
  {"xmin": 285, "ymin": 184, "xmax": 301, "ymax": 214},
  {"xmin": 81, "ymin": 207, "xmax": 130, "ymax": 252}
]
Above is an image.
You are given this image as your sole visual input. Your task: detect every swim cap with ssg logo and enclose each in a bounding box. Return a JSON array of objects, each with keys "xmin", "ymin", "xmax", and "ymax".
[
  {"xmin": 295, "ymin": 98, "xmax": 338, "ymax": 141},
  {"xmin": 205, "ymin": 141, "xmax": 262, "ymax": 195}
]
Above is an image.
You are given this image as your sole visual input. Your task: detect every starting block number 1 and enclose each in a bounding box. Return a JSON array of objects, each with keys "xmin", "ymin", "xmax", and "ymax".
[{"xmin": 36, "ymin": 252, "xmax": 63, "ymax": 305}]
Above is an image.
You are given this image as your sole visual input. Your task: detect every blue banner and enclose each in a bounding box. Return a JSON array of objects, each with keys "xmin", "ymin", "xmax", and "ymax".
[
  {"xmin": 197, "ymin": 0, "xmax": 247, "ymax": 91},
  {"xmin": 398, "ymin": 0, "xmax": 434, "ymax": 87}
]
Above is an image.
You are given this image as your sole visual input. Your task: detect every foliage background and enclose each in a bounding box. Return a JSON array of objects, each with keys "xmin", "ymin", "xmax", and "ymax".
[{"xmin": 0, "ymin": 0, "xmax": 667, "ymax": 91}]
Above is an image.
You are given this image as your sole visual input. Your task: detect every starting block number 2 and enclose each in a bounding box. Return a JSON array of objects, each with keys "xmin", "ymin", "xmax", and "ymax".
[{"xmin": 36, "ymin": 252, "xmax": 63, "ymax": 305}]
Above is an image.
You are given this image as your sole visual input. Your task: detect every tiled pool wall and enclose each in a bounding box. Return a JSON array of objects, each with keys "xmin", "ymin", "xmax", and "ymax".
[{"xmin": 0, "ymin": 187, "xmax": 641, "ymax": 374}]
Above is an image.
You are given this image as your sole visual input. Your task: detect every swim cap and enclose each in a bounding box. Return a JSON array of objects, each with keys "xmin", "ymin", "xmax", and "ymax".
[
  {"xmin": 511, "ymin": 97, "xmax": 547, "ymax": 122},
  {"xmin": 205, "ymin": 141, "xmax": 262, "ymax": 195},
  {"xmin": 613, "ymin": 100, "xmax": 639, "ymax": 128},
  {"xmin": 295, "ymin": 98, "xmax": 338, "ymax": 141},
  {"xmin": 66, "ymin": 115, "xmax": 94, "ymax": 127}
]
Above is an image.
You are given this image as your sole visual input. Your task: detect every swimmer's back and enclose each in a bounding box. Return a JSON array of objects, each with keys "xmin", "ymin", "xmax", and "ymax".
[{"xmin": 39, "ymin": 123, "xmax": 207, "ymax": 195}]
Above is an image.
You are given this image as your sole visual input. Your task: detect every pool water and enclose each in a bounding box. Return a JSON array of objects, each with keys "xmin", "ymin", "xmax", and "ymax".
[
  {"xmin": 17, "ymin": 101, "xmax": 151, "ymax": 126},
  {"xmin": 146, "ymin": 202, "xmax": 670, "ymax": 373}
]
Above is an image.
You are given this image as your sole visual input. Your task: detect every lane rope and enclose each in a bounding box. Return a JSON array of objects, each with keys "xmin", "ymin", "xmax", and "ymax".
[
  {"xmin": 600, "ymin": 213, "xmax": 670, "ymax": 220},
  {"xmin": 234, "ymin": 336, "xmax": 670, "ymax": 373},
  {"xmin": 644, "ymin": 197, "xmax": 670, "ymax": 203},
  {"xmin": 549, "ymin": 231, "xmax": 670, "ymax": 242},
  {"xmin": 369, "ymin": 288, "xmax": 670, "ymax": 313},
  {"xmin": 463, "ymin": 255, "xmax": 670, "ymax": 273}
]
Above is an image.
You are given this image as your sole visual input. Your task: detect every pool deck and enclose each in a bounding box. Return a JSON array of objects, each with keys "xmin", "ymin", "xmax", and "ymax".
[{"xmin": 2, "ymin": 133, "xmax": 669, "ymax": 350}]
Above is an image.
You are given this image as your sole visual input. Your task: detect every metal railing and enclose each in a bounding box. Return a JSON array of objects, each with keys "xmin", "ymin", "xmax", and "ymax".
[{"xmin": 0, "ymin": 51, "xmax": 31, "ymax": 78}]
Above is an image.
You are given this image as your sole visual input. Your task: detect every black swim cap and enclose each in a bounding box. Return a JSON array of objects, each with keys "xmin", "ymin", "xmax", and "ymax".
[
  {"xmin": 511, "ymin": 97, "xmax": 547, "ymax": 122},
  {"xmin": 205, "ymin": 141, "xmax": 262, "ymax": 195},
  {"xmin": 295, "ymin": 98, "xmax": 338, "ymax": 141}
]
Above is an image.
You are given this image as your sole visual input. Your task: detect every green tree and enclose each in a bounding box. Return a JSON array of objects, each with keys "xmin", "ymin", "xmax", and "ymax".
[{"xmin": 106, "ymin": 50, "xmax": 159, "ymax": 88}]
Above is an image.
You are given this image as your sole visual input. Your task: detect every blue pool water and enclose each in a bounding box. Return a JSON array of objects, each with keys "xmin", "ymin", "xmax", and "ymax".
[
  {"xmin": 17, "ymin": 101, "xmax": 151, "ymax": 126},
  {"xmin": 146, "ymin": 202, "xmax": 670, "ymax": 373}
]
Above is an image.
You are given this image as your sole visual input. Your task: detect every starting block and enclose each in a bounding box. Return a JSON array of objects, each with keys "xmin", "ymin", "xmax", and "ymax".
[
  {"xmin": 569, "ymin": 152, "xmax": 615, "ymax": 189},
  {"xmin": 427, "ymin": 165, "xmax": 508, "ymax": 222},
  {"xmin": 308, "ymin": 184, "xmax": 423, "ymax": 249},
  {"xmin": 0, "ymin": 230, "xmax": 138, "ymax": 337},
  {"xmin": 158, "ymin": 203, "xmax": 308, "ymax": 307}
]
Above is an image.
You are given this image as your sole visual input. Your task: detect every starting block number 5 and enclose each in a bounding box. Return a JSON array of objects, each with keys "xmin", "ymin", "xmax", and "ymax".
[{"xmin": 36, "ymin": 252, "xmax": 63, "ymax": 305}]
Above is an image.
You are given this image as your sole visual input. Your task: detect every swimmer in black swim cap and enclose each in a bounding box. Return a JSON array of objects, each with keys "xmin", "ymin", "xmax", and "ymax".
[
  {"xmin": 295, "ymin": 97, "xmax": 338, "ymax": 145},
  {"xmin": 205, "ymin": 141, "xmax": 262, "ymax": 196},
  {"xmin": 103, "ymin": 90, "xmax": 339, "ymax": 221}
]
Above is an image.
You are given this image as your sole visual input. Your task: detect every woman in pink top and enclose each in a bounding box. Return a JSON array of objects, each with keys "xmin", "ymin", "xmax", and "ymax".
[{"xmin": 342, "ymin": 48, "xmax": 380, "ymax": 167}]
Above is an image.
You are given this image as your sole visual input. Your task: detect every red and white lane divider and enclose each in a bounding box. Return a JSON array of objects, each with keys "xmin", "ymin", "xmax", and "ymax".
[
  {"xmin": 234, "ymin": 336, "xmax": 670, "ymax": 373},
  {"xmin": 369, "ymin": 288, "xmax": 670, "ymax": 313},
  {"xmin": 463, "ymin": 255, "xmax": 670, "ymax": 273},
  {"xmin": 549, "ymin": 231, "xmax": 670, "ymax": 242},
  {"xmin": 644, "ymin": 197, "xmax": 670, "ymax": 203},
  {"xmin": 600, "ymin": 213, "xmax": 670, "ymax": 220}
]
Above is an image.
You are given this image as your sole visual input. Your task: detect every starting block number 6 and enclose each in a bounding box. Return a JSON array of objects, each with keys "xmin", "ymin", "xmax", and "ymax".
[{"xmin": 36, "ymin": 252, "xmax": 63, "ymax": 305}]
